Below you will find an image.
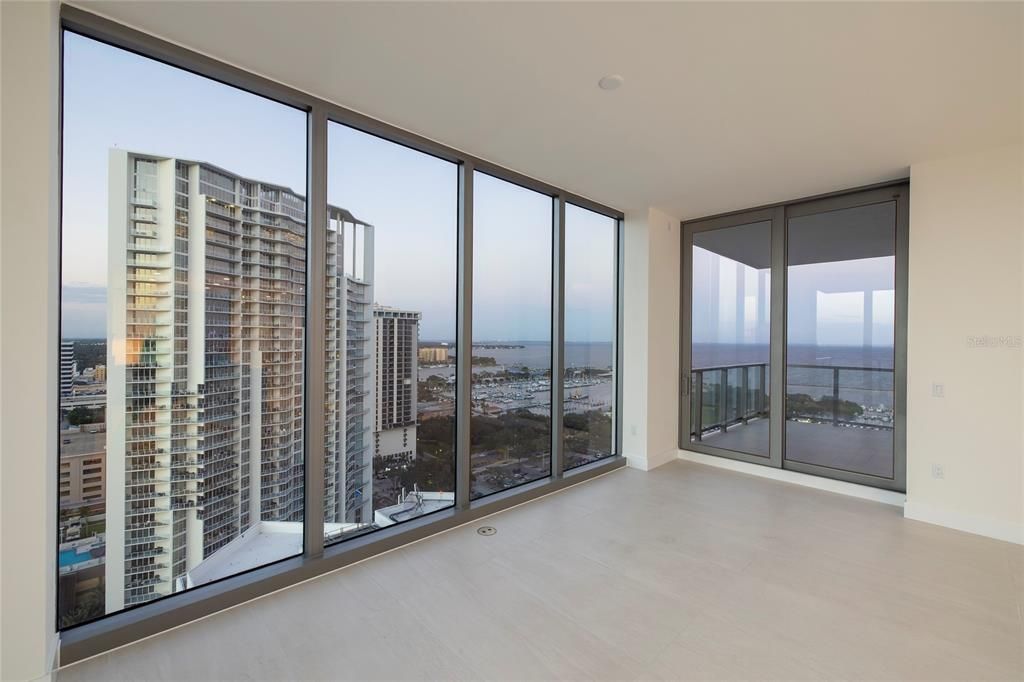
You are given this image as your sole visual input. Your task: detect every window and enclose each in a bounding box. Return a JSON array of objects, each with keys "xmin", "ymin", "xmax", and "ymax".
[
  {"xmin": 471, "ymin": 173, "xmax": 553, "ymax": 498},
  {"xmin": 563, "ymin": 205, "xmax": 618, "ymax": 469},
  {"xmin": 680, "ymin": 186, "xmax": 906, "ymax": 491},
  {"xmin": 60, "ymin": 32, "xmax": 307, "ymax": 628},
  {"xmin": 323, "ymin": 123, "xmax": 457, "ymax": 542},
  {"xmin": 786, "ymin": 201, "xmax": 897, "ymax": 479},
  {"xmin": 56, "ymin": 9, "xmax": 622, "ymax": 653},
  {"xmin": 689, "ymin": 220, "xmax": 772, "ymax": 458}
]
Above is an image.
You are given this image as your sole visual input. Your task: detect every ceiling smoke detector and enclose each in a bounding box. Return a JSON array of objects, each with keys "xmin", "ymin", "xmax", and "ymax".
[{"xmin": 598, "ymin": 74, "xmax": 624, "ymax": 91}]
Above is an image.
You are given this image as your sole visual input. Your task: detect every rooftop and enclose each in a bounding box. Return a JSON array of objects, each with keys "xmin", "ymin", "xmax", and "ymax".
[
  {"xmin": 374, "ymin": 491, "xmax": 455, "ymax": 528},
  {"xmin": 60, "ymin": 429, "xmax": 105, "ymax": 458},
  {"xmin": 373, "ymin": 305, "xmax": 422, "ymax": 319},
  {"xmin": 118, "ymin": 149, "xmax": 369, "ymax": 226},
  {"xmin": 185, "ymin": 520, "xmax": 363, "ymax": 588}
]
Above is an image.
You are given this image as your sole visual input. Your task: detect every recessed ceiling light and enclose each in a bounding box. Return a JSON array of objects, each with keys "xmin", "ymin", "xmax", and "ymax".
[{"xmin": 598, "ymin": 74, "xmax": 624, "ymax": 91}]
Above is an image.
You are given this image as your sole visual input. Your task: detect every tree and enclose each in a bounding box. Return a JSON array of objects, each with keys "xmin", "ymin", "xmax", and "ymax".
[
  {"xmin": 786, "ymin": 393, "xmax": 863, "ymax": 421},
  {"xmin": 60, "ymin": 586, "xmax": 104, "ymax": 628},
  {"xmin": 72, "ymin": 341, "xmax": 106, "ymax": 370},
  {"xmin": 418, "ymin": 375, "xmax": 449, "ymax": 402},
  {"xmin": 67, "ymin": 406, "xmax": 104, "ymax": 426}
]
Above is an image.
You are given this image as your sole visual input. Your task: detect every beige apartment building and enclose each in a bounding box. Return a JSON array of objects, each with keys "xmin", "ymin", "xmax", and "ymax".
[
  {"xmin": 417, "ymin": 346, "xmax": 448, "ymax": 364},
  {"xmin": 59, "ymin": 429, "xmax": 106, "ymax": 508}
]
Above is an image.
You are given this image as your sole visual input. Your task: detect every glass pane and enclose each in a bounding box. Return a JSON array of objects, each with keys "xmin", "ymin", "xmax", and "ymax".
[
  {"xmin": 324, "ymin": 123, "xmax": 457, "ymax": 543},
  {"xmin": 690, "ymin": 221, "xmax": 771, "ymax": 457},
  {"xmin": 471, "ymin": 173, "xmax": 553, "ymax": 499},
  {"xmin": 564, "ymin": 205, "xmax": 616, "ymax": 469},
  {"xmin": 60, "ymin": 33, "xmax": 307, "ymax": 628},
  {"xmin": 785, "ymin": 202, "xmax": 896, "ymax": 479}
]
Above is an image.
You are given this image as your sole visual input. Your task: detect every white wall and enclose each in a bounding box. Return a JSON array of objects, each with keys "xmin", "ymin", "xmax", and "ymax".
[
  {"xmin": 663, "ymin": 143, "xmax": 1024, "ymax": 540},
  {"xmin": 0, "ymin": 1, "xmax": 61, "ymax": 680},
  {"xmin": 904, "ymin": 143, "xmax": 1024, "ymax": 544},
  {"xmin": 666, "ymin": 144, "xmax": 1023, "ymax": 544},
  {"xmin": 622, "ymin": 207, "xmax": 680, "ymax": 471}
]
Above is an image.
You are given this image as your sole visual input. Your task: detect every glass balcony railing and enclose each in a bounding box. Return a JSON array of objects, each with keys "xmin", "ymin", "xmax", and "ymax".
[
  {"xmin": 690, "ymin": 362, "xmax": 895, "ymax": 440},
  {"xmin": 785, "ymin": 364, "xmax": 895, "ymax": 430},
  {"xmin": 690, "ymin": 362, "xmax": 769, "ymax": 440}
]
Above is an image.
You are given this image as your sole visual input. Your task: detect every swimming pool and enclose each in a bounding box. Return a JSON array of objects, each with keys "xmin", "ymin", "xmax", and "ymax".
[{"xmin": 59, "ymin": 548, "xmax": 91, "ymax": 568}]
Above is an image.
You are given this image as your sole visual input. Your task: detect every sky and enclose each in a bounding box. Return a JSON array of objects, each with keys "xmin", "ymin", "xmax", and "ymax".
[{"xmin": 61, "ymin": 32, "xmax": 615, "ymax": 343}]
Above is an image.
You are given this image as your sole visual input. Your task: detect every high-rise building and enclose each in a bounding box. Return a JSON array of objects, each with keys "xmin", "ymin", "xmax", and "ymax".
[
  {"xmin": 105, "ymin": 150, "xmax": 374, "ymax": 611},
  {"xmin": 373, "ymin": 306, "xmax": 419, "ymax": 463},
  {"xmin": 325, "ymin": 210, "xmax": 375, "ymax": 526},
  {"xmin": 61, "ymin": 340, "xmax": 77, "ymax": 396}
]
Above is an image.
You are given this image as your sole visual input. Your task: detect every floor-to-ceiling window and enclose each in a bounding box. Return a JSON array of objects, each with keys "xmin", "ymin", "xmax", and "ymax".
[
  {"xmin": 563, "ymin": 204, "xmax": 619, "ymax": 469},
  {"xmin": 470, "ymin": 173, "xmax": 553, "ymax": 499},
  {"xmin": 323, "ymin": 123, "xmax": 457, "ymax": 542},
  {"xmin": 687, "ymin": 218, "xmax": 772, "ymax": 461},
  {"xmin": 785, "ymin": 199, "xmax": 898, "ymax": 480},
  {"xmin": 680, "ymin": 185, "xmax": 906, "ymax": 490},
  {"xmin": 57, "ymin": 9, "xmax": 623, "ymax": 654},
  {"xmin": 59, "ymin": 32, "xmax": 308, "ymax": 627}
]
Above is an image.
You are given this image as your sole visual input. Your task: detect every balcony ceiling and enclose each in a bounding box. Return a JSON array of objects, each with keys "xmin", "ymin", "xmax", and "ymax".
[
  {"xmin": 697, "ymin": 201, "xmax": 897, "ymax": 269},
  {"xmin": 73, "ymin": 1, "xmax": 1022, "ymax": 219}
]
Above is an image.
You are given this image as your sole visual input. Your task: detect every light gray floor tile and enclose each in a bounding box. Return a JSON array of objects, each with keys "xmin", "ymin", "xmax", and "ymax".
[{"xmin": 58, "ymin": 462, "xmax": 1023, "ymax": 682}]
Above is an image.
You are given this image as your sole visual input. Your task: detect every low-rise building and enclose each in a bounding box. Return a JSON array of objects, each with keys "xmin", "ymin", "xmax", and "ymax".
[{"xmin": 417, "ymin": 346, "xmax": 449, "ymax": 364}]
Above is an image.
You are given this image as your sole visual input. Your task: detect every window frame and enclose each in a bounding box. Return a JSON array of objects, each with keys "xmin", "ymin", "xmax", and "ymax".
[
  {"xmin": 678, "ymin": 181, "xmax": 909, "ymax": 492},
  {"xmin": 561, "ymin": 202, "xmax": 622, "ymax": 472},
  {"xmin": 57, "ymin": 5, "xmax": 624, "ymax": 663},
  {"xmin": 319, "ymin": 119, "xmax": 461, "ymax": 544},
  {"xmin": 468, "ymin": 169, "xmax": 557, "ymax": 501}
]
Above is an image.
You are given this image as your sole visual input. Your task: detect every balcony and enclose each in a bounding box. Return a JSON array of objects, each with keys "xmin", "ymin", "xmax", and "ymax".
[
  {"xmin": 690, "ymin": 362, "xmax": 895, "ymax": 477},
  {"xmin": 122, "ymin": 562, "xmax": 169, "ymax": 577},
  {"xmin": 124, "ymin": 546, "xmax": 165, "ymax": 560}
]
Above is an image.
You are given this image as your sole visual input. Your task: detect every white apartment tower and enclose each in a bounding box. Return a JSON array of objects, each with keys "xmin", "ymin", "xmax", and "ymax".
[
  {"xmin": 325, "ymin": 210, "xmax": 375, "ymax": 526},
  {"xmin": 105, "ymin": 151, "xmax": 373, "ymax": 611},
  {"xmin": 373, "ymin": 306, "xmax": 419, "ymax": 463}
]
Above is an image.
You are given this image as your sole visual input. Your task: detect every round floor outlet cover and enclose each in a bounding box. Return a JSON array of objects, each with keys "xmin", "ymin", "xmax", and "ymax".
[{"xmin": 477, "ymin": 526, "xmax": 497, "ymax": 536}]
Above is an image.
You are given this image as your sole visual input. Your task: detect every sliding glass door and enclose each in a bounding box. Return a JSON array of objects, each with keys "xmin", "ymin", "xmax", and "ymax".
[
  {"xmin": 784, "ymin": 191, "xmax": 905, "ymax": 486},
  {"xmin": 682, "ymin": 211, "xmax": 777, "ymax": 465},
  {"xmin": 681, "ymin": 185, "xmax": 907, "ymax": 491}
]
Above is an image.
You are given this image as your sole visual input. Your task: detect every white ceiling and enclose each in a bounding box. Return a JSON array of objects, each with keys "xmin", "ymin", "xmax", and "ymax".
[{"xmin": 76, "ymin": 1, "xmax": 1022, "ymax": 219}]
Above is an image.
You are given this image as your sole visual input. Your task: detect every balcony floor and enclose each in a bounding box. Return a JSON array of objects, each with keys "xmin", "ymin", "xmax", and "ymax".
[
  {"xmin": 698, "ymin": 418, "xmax": 894, "ymax": 478},
  {"xmin": 59, "ymin": 462, "xmax": 1021, "ymax": 681}
]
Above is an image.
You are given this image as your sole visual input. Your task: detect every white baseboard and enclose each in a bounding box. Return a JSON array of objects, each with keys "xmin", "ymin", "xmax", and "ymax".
[
  {"xmin": 676, "ymin": 449, "xmax": 906, "ymax": 507},
  {"xmin": 626, "ymin": 447, "xmax": 678, "ymax": 472},
  {"xmin": 678, "ymin": 449, "xmax": 1023, "ymax": 545},
  {"xmin": 903, "ymin": 500, "xmax": 1023, "ymax": 545}
]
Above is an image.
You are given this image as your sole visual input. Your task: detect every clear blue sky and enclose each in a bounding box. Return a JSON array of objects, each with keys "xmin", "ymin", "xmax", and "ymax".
[{"xmin": 61, "ymin": 32, "xmax": 616, "ymax": 343}]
